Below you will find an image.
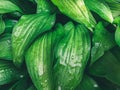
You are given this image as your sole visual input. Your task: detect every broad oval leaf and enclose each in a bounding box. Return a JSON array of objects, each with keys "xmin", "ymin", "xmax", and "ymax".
[
  {"xmin": 0, "ymin": 0, "xmax": 23, "ymax": 14},
  {"xmin": 75, "ymin": 75, "xmax": 101, "ymax": 90},
  {"xmin": 0, "ymin": 34, "xmax": 12, "ymax": 60},
  {"xmin": 85, "ymin": 0, "xmax": 113, "ymax": 23},
  {"xmin": 25, "ymin": 24, "xmax": 66, "ymax": 90},
  {"xmin": 0, "ymin": 60, "xmax": 25, "ymax": 85},
  {"xmin": 89, "ymin": 51, "xmax": 120, "ymax": 86},
  {"xmin": 12, "ymin": 13, "xmax": 56, "ymax": 67},
  {"xmin": 54, "ymin": 22, "xmax": 91, "ymax": 90},
  {"xmin": 51, "ymin": 0, "xmax": 96, "ymax": 31},
  {"xmin": 91, "ymin": 22, "xmax": 116, "ymax": 65}
]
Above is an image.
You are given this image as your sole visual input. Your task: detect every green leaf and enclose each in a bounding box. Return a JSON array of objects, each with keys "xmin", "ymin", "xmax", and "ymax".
[
  {"xmin": 89, "ymin": 51, "xmax": 120, "ymax": 85},
  {"xmin": 0, "ymin": 60, "xmax": 25, "ymax": 85},
  {"xmin": 75, "ymin": 75, "xmax": 101, "ymax": 90},
  {"xmin": 9, "ymin": 77, "xmax": 28, "ymax": 90},
  {"xmin": 0, "ymin": 15, "xmax": 5, "ymax": 34},
  {"xmin": 0, "ymin": 0, "xmax": 23, "ymax": 14},
  {"xmin": 105, "ymin": 0, "xmax": 120, "ymax": 18},
  {"xmin": 115, "ymin": 25, "xmax": 120, "ymax": 46},
  {"xmin": 51, "ymin": 0, "xmax": 96, "ymax": 31},
  {"xmin": 113, "ymin": 16, "xmax": 120, "ymax": 25},
  {"xmin": 85, "ymin": 0, "xmax": 113, "ymax": 23},
  {"xmin": 12, "ymin": 13, "xmax": 56, "ymax": 67},
  {"xmin": 54, "ymin": 22, "xmax": 91, "ymax": 90},
  {"xmin": 0, "ymin": 34, "xmax": 12, "ymax": 60},
  {"xmin": 25, "ymin": 23, "xmax": 66, "ymax": 90},
  {"xmin": 91, "ymin": 22, "xmax": 116, "ymax": 65}
]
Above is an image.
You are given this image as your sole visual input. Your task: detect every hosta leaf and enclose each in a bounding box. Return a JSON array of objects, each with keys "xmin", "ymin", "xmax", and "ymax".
[
  {"xmin": 0, "ymin": 60, "xmax": 25, "ymax": 85},
  {"xmin": 54, "ymin": 22, "xmax": 91, "ymax": 90},
  {"xmin": 0, "ymin": 0, "xmax": 23, "ymax": 14},
  {"xmin": 0, "ymin": 34, "xmax": 12, "ymax": 60},
  {"xmin": 85, "ymin": 0, "xmax": 113, "ymax": 23},
  {"xmin": 91, "ymin": 22, "xmax": 116, "ymax": 65},
  {"xmin": 75, "ymin": 75, "xmax": 101, "ymax": 90},
  {"xmin": 89, "ymin": 51, "xmax": 120, "ymax": 86},
  {"xmin": 25, "ymin": 23, "xmax": 66, "ymax": 90},
  {"xmin": 12, "ymin": 13, "xmax": 56, "ymax": 67},
  {"xmin": 51, "ymin": 0, "xmax": 96, "ymax": 31}
]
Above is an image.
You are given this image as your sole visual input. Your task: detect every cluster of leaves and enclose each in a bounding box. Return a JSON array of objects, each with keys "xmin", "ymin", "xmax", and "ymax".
[{"xmin": 0, "ymin": 0, "xmax": 120, "ymax": 90}]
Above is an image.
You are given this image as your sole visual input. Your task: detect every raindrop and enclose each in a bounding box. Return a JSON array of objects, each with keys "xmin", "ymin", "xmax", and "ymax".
[{"xmin": 93, "ymin": 84, "xmax": 98, "ymax": 87}]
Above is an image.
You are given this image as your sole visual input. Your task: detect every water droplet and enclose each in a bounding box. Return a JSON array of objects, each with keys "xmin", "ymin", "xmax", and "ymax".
[
  {"xmin": 45, "ymin": 80, "xmax": 47, "ymax": 83},
  {"xmin": 94, "ymin": 84, "xmax": 98, "ymax": 87},
  {"xmin": 58, "ymin": 86, "xmax": 62, "ymax": 90},
  {"xmin": 38, "ymin": 64, "xmax": 44, "ymax": 76},
  {"xmin": 71, "ymin": 55, "xmax": 74, "ymax": 59},
  {"xmin": 20, "ymin": 75, "xmax": 24, "ymax": 78}
]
